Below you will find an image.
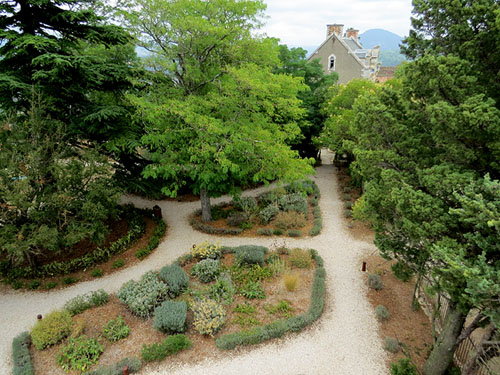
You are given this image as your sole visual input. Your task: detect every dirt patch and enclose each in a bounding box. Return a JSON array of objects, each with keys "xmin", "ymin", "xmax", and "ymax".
[{"xmin": 31, "ymin": 251, "xmax": 316, "ymax": 374}]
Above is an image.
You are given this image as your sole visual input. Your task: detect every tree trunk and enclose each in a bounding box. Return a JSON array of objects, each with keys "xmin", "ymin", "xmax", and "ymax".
[
  {"xmin": 423, "ymin": 304, "xmax": 467, "ymax": 375},
  {"xmin": 200, "ymin": 188, "xmax": 212, "ymax": 222}
]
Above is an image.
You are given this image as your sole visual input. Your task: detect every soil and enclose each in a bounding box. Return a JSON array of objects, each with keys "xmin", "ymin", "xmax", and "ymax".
[
  {"xmin": 336, "ymin": 165, "xmax": 434, "ymax": 371},
  {"xmin": 31, "ymin": 251, "xmax": 316, "ymax": 375}
]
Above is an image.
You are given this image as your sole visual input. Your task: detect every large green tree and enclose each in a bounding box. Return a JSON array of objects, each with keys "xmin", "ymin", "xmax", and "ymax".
[
  {"xmin": 120, "ymin": 0, "xmax": 314, "ymax": 221},
  {"xmin": 347, "ymin": 55, "xmax": 500, "ymax": 375}
]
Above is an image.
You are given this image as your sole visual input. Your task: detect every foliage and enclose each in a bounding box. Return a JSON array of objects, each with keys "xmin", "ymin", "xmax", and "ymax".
[
  {"xmin": 31, "ymin": 310, "xmax": 73, "ymax": 350},
  {"xmin": 102, "ymin": 316, "xmax": 130, "ymax": 342},
  {"xmin": 233, "ymin": 302, "xmax": 257, "ymax": 315},
  {"xmin": 257, "ymin": 188, "xmax": 287, "ymax": 206},
  {"xmin": 45, "ymin": 281, "xmax": 58, "ymax": 289},
  {"xmin": 385, "ymin": 337, "xmax": 400, "ymax": 353},
  {"xmin": 91, "ymin": 269, "xmax": 103, "ymax": 278},
  {"xmin": 239, "ymin": 280, "xmax": 266, "ymax": 299},
  {"xmin": 391, "ymin": 262, "xmax": 413, "ymax": 282},
  {"xmin": 159, "ymin": 264, "xmax": 189, "ymax": 298},
  {"xmin": 62, "ymin": 277, "xmax": 77, "ymax": 285},
  {"xmin": 226, "ymin": 212, "xmax": 248, "ymax": 227},
  {"xmin": 264, "ymin": 300, "xmax": 294, "ymax": 318},
  {"xmin": 258, "ymin": 204, "xmax": 280, "ymax": 225},
  {"xmin": 28, "ymin": 280, "xmax": 40, "ymax": 290},
  {"xmin": 191, "ymin": 242, "xmax": 221, "ymax": 260},
  {"xmin": 273, "ymin": 229, "xmax": 284, "ymax": 235},
  {"xmin": 117, "ymin": 272, "xmax": 168, "ymax": 318},
  {"xmin": 111, "ymin": 259, "xmax": 125, "ymax": 269},
  {"xmin": 375, "ymin": 305, "xmax": 390, "ymax": 321},
  {"xmin": 257, "ymin": 228, "xmax": 273, "ymax": 236},
  {"xmin": 274, "ymin": 212, "xmax": 307, "ymax": 230},
  {"xmin": 153, "ymin": 301, "xmax": 187, "ymax": 334},
  {"xmin": 57, "ymin": 335, "xmax": 104, "ymax": 373},
  {"xmin": 234, "ymin": 197, "xmax": 259, "ymax": 215},
  {"xmin": 88, "ymin": 357, "xmax": 142, "ymax": 375},
  {"xmin": 208, "ymin": 273, "xmax": 236, "ymax": 305},
  {"xmin": 189, "ymin": 218, "xmax": 243, "ymax": 235},
  {"xmin": 283, "ymin": 273, "xmax": 299, "ymax": 292},
  {"xmin": 309, "ymin": 206, "xmax": 322, "ymax": 236},
  {"xmin": 234, "ymin": 245, "xmax": 268, "ymax": 267},
  {"xmin": 289, "ymin": 248, "xmax": 312, "ymax": 268},
  {"xmin": 191, "ymin": 299, "xmax": 226, "ymax": 336},
  {"xmin": 64, "ymin": 290, "xmax": 109, "ymax": 316},
  {"xmin": 191, "ymin": 259, "xmax": 220, "ymax": 283},
  {"xmin": 135, "ymin": 217, "xmax": 166, "ymax": 259},
  {"xmin": 141, "ymin": 335, "xmax": 192, "ymax": 362},
  {"xmin": 367, "ymin": 274, "xmax": 383, "ymax": 290},
  {"xmin": 12, "ymin": 332, "xmax": 34, "ymax": 375},
  {"xmin": 278, "ymin": 194, "xmax": 308, "ymax": 216},
  {"xmin": 71, "ymin": 319, "xmax": 86, "ymax": 339},
  {"xmin": 287, "ymin": 230, "xmax": 302, "ymax": 237},
  {"xmin": 390, "ymin": 358, "xmax": 418, "ymax": 375}
]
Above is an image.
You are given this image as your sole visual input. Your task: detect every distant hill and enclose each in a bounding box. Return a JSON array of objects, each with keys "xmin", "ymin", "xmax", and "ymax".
[{"xmin": 359, "ymin": 29, "xmax": 404, "ymax": 50}]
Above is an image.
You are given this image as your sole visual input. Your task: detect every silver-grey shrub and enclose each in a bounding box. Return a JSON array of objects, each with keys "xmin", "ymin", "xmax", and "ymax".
[
  {"xmin": 258, "ymin": 204, "xmax": 279, "ymax": 224},
  {"xmin": 117, "ymin": 272, "xmax": 168, "ymax": 318},
  {"xmin": 191, "ymin": 259, "xmax": 220, "ymax": 283},
  {"xmin": 153, "ymin": 301, "xmax": 187, "ymax": 333},
  {"xmin": 375, "ymin": 305, "xmax": 390, "ymax": 321},
  {"xmin": 234, "ymin": 196, "xmax": 258, "ymax": 214},
  {"xmin": 278, "ymin": 193, "xmax": 308, "ymax": 216},
  {"xmin": 159, "ymin": 264, "xmax": 189, "ymax": 297},
  {"xmin": 64, "ymin": 289, "xmax": 109, "ymax": 316}
]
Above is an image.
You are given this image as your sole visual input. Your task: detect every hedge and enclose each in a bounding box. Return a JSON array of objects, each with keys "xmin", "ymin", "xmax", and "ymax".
[
  {"xmin": 12, "ymin": 332, "xmax": 34, "ymax": 375},
  {"xmin": 309, "ymin": 206, "xmax": 322, "ymax": 236},
  {"xmin": 88, "ymin": 357, "xmax": 142, "ymax": 375},
  {"xmin": 135, "ymin": 216, "xmax": 167, "ymax": 259},
  {"xmin": 215, "ymin": 250, "xmax": 325, "ymax": 350}
]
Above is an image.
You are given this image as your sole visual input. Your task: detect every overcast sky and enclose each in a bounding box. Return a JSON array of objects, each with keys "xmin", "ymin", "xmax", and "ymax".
[{"xmin": 260, "ymin": 0, "xmax": 413, "ymax": 48}]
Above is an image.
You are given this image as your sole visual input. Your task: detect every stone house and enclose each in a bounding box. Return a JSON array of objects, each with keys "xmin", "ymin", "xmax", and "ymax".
[{"xmin": 307, "ymin": 24, "xmax": 380, "ymax": 85}]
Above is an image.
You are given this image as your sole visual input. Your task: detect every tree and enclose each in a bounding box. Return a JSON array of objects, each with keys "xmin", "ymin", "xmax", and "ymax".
[
  {"xmin": 0, "ymin": 97, "xmax": 121, "ymax": 267},
  {"xmin": 275, "ymin": 45, "xmax": 338, "ymax": 158},
  {"xmin": 120, "ymin": 0, "xmax": 314, "ymax": 221},
  {"xmin": 346, "ymin": 55, "xmax": 500, "ymax": 375}
]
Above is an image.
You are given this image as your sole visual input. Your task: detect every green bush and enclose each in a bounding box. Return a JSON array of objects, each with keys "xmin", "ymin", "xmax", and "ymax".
[
  {"xmin": 258, "ymin": 204, "xmax": 279, "ymax": 224},
  {"xmin": 191, "ymin": 299, "xmax": 226, "ymax": 336},
  {"xmin": 135, "ymin": 217, "xmax": 166, "ymax": 259},
  {"xmin": 273, "ymin": 228, "xmax": 283, "ymax": 235},
  {"xmin": 112, "ymin": 259, "xmax": 125, "ymax": 269},
  {"xmin": 31, "ymin": 310, "xmax": 73, "ymax": 350},
  {"xmin": 191, "ymin": 259, "xmax": 220, "ymax": 283},
  {"xmin": 342, "ymin": 193, "xmax": 352, "ymax": 201},
  {"xmin": 12, "ymin": 332, "xmax": 34, "ymax": 375},
  {"xmin": 289, "ymin": 248, "xmax": 312, "ymax": 268},
  {"xmin": 278, "ymin": 193, "xmax": 308, "ymax": 216},
  {"xmin": 103, "ymin": 316, "xmax": 130, "ymax": 342},
  {"xmin": 208, "ymin": 272, "xmax": 236, "ymax": 304},
  {"xmin": 344, "ymin": 209, "xmax": 352, "ymax": 218},
  {"xmin": 117, "ymin": 272, "xmax": 168, "ymax": 318},
  {"xmin": 226, "ymin": 212, "xmax": 248, "ymax": 227},
  {"xmin": 375, "ymin": 305, "xmax": 390, "ymax": 321},
  {"xmin": 190, "ymin": 218, "xmax": 243, "ymax": 235},
  {"xmin": 57, "ymin": 335, "xmax": 103, "ymax": 372},
  {"xmin": 12, "ymin": 280, "xmax": 23, "ymax": 289},
  {"xmin": 368, "ymin": 274, "xmax": 383, "ymax": 290},
  {"xmin": 345, "ymin": 201, "xmax": 353, "ymax": 209},
  {"xmin": 385, "ymin": 336, "xmax": 400, "ymax": 353},
  {"xmin": 233, "ymin": 196, "xmax": 258, "ymax": 214},
  {"xmin": 88, "ymin": 357, "xmax": 142, "ymax": 375},
  {"xmin": 274, "ymin": 211, "xmax": 306, "ymax": 230},
  {"xmin": 28, "ymin": 280, "xmax": 41, "ymax": 290},
  {"xmin": 257, "ymin": 228, "xmax": 273, "ymax": 236},
  {"xmin": 287, "ymin": 229, "xmax": 302, "ymax": 237},
  {"xmin": 240, "ymin": 280, "xmax": 265, "ymax": 299},
  {"xmin": 45, "ymin": 281, "xmax": 58, "ymax": 289},
  {"xmin": 91, "ymin": 269, "xmax": 103, "ymax": 278},
  {"xmin": 310, "ymin": 196, "xmax": 319, "ymax": 206},
  {"xmin": 64, "ymin": 289, "xmax": 109, "ymax": 316},
  {"xmin": 141, "ymin": 334, "xmax": 192, "ymax": 362},
  {"xmin": 234, "ymin": 245, "xmax": 267, "ymax": 267},
  {"xmin": 309, "ymin": 218, "xmax": 322, "ymax": 236},
  {"xmin": 264, "ymin": 300, "xmax": 294, "ymax": 318},
  {"xmin": 391, "ymin": 262, "xmax": 414, "ymax": 282},
  {"xmin": 159, "ymin": 264, "xmax": 189, "ymax": 297},
  {"xmin": 153, "ymin": 301, "xmax": 187, "ymax": 334},
  {"xmin": 62, "ymin": 277, "xmax": 77, "ymax": 285},
  {"xmin": 390, "ymin": 358, "xmax": 418, "ymax": 375}
]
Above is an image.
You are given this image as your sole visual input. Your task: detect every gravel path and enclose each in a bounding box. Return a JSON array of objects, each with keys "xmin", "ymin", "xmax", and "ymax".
[{"xmin": 0, "ymin": 150, "xmax": 387, "ymax": 375}]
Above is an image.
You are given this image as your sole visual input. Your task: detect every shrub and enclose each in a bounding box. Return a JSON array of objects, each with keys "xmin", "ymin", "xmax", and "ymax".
[
  {"xmin": 310, "ymin": 196, "xmax": 319, "ymax": 206},
  {"xmin": 344, "ymin": 209, "xmax": 352, "ymax": 218},
  {"xmin": 112, "ymin": 259, "xmax": 125, "ymax": 269},
  {"xmin": 12, "ymin": 332, "xmax": 34, "ymax": 375},
  {"xmin": 391, "ymin": 262, "xmax": 413, "ymax": 282},
  {"xmin": 91, "ymin": 269, "xmax": 103, "ymax": 278},
  {"xmin": 274, "ymin": 211, "xmax": 306, "ymax": 230},
  {"xmin": 64, "ymin": 289, "xmax": 109, "ymax": 316},
  {"xmin": 233, "ymin": 196, "xmax": 258, "ymax": 214},
  {"xmin": 141, "ymin": 334, "xmax": 192, "ymax": 362},
  {"xmin": 289, "ymin": 248, "xmax": 312, "ymax": 268},
  {"xmin": 258, "ymin": 204, "xmax": 279, "ymax": 224},
  {"xmin": 385, "ymin": 337, "xmax": 400, "ymax": 353},
  {"xmin": 135, "ymin": 217, "xmax": 166, "ymax": 259},
  {"xmin": 45, "ymin": 281, "xmax": 58, "ymax": 289},
  {"xmin": 31, "ymin": 310, "xmax": 73, "ymax": 350},
  {"xmin": 117, "ymin": 272, "xmax": 168, "ymax": 318},
  {"xmin": 234, "ymin": 245, "xmax": 267, "ymax": 267},
  {"xmin": 28, "ymin": 280, "xmax": 41, "ymax": 290},
  {"xmin": 239, "ymin": 280, "xmax": 265, "ymax": 299},
  {"xmin": 287, "ymin": 229, "xmax": 302, "ymax": 237},
  {"xmin": 273, "ymin": 228, "xmax": 283, "ymax": 235},
  {"xmin": 233, "ymin": 302, "xmax": 257, "ymax": 315},
  {"xmin": 62, "ymin": 277, "xmax": 77, "ymax": 285},
  {"xmin": 390, "ymin": 358, "xmax": 418, "ymax": 375},
  {"xmin": 71, "ymin": 319, "xmax": 86, "ymax": 338},
  {"xmin": 191, "ymin": 259, "xmax": 220, "ymax": 283},
  {"xmin": 375, "ymin": 305, "xmax": 390, "ymax": 321},
  {"xmin": 153, "ymin": 301, "xmax": 187, "ymax": 334},
  {"xmin": 88, "ymin": 357, "xmax": 142, "ymax": 375},
  {"xmin": 12, "ymin": 280, "xmax": 23, "ymax": 289},
  {"xmin": 264, "ymin": 300, "xmax": 294, "ymax": 318},
  {"xmin": 208, "ymin": 272, "xmax": 236, "ymax": 304},
  {"xmin": 191, "ymin": 241, "xmax": 221, "ymax": 260},
  {"xmin": 309, "ymin": 217, "xmax": 322, "ymax": 236},
  {"xmin": 159, "ymin": 264, "xmax": 189, "ymax": 297},
  {"xmin": 368, "ymin": 274, "xmax": 383, "ymax": 290},
  {"xmin": 257, "ymin": 228, "xmax": 273, "ymax": 236},
  {"xmin": 283, "ymin": 273, "xmax": 298, "ymax": 291},
  {"xmin": 278, "ymin": 193, "xmax": 308, "ymax": 216},
  {"xmin": 344, "ymin": 201, "xmax": 353, "ymax": 209},
  {"xmin": 342, "ymin": 193, "xmax": 352, "ymax": 201},
  {"xmin": 226, "ymin": 212, "xmax": 248, "ymax": 227},
  {"xmin": 191, "ymin": 299, "xmax": 226, "ymax": 336},
  {"xmin": 57, "ymin": 335, "xmax": 103, "ymax": 372},
  {"xmin": 103, "ymin": 316, "xmax": 130, "ymax": 342}
]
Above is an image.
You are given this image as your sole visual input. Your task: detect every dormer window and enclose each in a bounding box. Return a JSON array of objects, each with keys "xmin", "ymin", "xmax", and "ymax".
[{"xmin": 328, "ymin": 54, "xmax": 336, "ymax": 71}]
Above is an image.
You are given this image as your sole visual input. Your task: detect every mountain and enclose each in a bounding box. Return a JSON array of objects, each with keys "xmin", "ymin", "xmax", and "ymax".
[{"xmin": 359, "ymin": 29, "xmax": 404, "ymax": 51}]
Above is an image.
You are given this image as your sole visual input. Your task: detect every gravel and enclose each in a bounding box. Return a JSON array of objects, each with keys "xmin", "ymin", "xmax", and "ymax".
[{"xmin": 0, "ymin": 150, "xmax": 387, "ymax": 375}]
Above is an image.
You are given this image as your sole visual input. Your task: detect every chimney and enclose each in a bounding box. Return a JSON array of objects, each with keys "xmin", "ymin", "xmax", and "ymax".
[
  {"xmin": 346, "ymin": 28, "xmax": 359, "ymax": 42},
  {"xmin": 326, "ymin": 24, "xmax": 344, "ymax": 38}
]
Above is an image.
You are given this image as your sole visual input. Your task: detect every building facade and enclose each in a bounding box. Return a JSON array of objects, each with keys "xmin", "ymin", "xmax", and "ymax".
[{"xmin": 308, "ymin": 24, "xmax": 380, "ymax": 85}]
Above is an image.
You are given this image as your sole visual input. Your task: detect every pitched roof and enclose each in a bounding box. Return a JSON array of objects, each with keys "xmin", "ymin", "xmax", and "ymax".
[{"xmin": 307, "ymin": 33, "xmax": 369, "ymax": 69}]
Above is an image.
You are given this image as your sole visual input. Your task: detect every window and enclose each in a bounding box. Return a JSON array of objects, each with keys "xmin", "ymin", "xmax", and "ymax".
[{"xmin": 328, "ymin": 54, "xmax": 336, "ymax": 71}]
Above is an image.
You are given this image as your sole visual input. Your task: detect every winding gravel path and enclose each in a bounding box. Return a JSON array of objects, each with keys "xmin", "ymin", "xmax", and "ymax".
[{"xmin": 0, "ymin": 150, "xmax": 387, "ymax": 375}]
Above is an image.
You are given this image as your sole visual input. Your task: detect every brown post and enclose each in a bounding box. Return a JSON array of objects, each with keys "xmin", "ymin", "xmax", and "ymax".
[
  {"xmin": 37, "ymin": 314, "xmax": 43, "ymax": 320},
  {"xmin": 123, "ymin": 365, "xmax": 129, "ymax": 375},
  {"xmin": 152, "ymin": 205, "xmax": 162, "ymax": 219},
  {"xmin": 362, "ymin": 262, "xmax": 367, "ymax": 272}
]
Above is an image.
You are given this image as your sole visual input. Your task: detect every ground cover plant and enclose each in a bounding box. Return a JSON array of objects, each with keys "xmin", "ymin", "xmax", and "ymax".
[
  {"xmin": 19, "ymin": 243, "xmax": 325, "ymax": 374},
  {"xmin": 190, "ymin": 180, "xmax": 322, "ymax": 237}
]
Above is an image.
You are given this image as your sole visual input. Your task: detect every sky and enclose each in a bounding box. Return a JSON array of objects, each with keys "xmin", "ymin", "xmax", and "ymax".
[{"xmin": 260, "ymin": 0, "xmax": 413, "ymax": 48}]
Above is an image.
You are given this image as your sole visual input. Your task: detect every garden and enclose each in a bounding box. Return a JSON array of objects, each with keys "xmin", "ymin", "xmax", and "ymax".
[
  {"xmin": 12, "ymin": 242, "xmax": 326, "ymax": 375},
  {"xmin": 190, "ymin": 180, "xmax": 322, "ymax": 238}
]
